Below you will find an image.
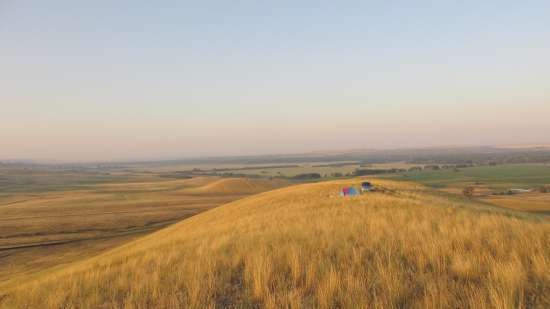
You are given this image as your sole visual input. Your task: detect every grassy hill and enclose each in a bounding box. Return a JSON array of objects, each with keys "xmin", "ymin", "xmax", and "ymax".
[
  {"xmin": 0, "ymin": 176, "xmax": 289, "ymax": 287},
  {"xmin": 179, "ymin": 178, "xmax": 289, "ymax": 195},
  {"xmin": 1, "ymin": 179, "xmax": 548, "ymax": 309}
]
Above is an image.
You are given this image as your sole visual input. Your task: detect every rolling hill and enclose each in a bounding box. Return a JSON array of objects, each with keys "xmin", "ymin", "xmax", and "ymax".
[
  {"xmin": 179, "ymin": 178, "xmax": 289, "ymax": 195},
  {"xmin": 0, "ymin": 176, "xmax": 289, "ymax": 288},
  {"xmin": 1, "ymin": 179, "xmax": 548, "ymax": 309}
]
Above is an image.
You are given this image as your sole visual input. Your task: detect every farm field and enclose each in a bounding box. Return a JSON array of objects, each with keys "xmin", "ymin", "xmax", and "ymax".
[
  {"xmin": 481, "ymin": 193, "xmax": 550, "ymax": 214},
  {"xmin": 385, "ymin": 164, "xmax": 550, "ymax": 190},
  {"xmin": 383, "ymin": 164, "xmax": 550, "ymax": 214},
  {"xmin": 1, "ymin": 178, "xmax": 548, "ymax": 308},
  {"xmin": 188, "ymin": 161, "xmax": 421, "ymax": 178},
  {"xmin": 215, "ymin": 163, "xmax": 360, "ymax": 177},
  {"xmin": 0, "ymin": 168, "xmax": 288, "ymax": 287}
]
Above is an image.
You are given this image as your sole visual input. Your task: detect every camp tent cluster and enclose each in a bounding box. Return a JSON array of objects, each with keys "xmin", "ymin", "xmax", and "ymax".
[
  {"xmin": 340, "ymin": 187, "xmax": 359, "ymax": 196},
  {"xmin": 340, "ymin": 182, "xmax": 374, "ymax": 196}
]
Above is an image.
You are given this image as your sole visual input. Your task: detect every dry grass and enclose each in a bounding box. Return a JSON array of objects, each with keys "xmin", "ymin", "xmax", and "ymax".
[
  {"xmin": 1, "ymin": 179, "xmax": 548, "ymax": 309},
  {"xmin": 180, "ymin": 178, "xmax": 288, "ymax": 195},
  {"xmin": 482, "ymin": 192, "xmax": 550, "ymax": 214},
  {"xmin": 0, "ymin": 177, "xmax": 287, "ymax": 286}
]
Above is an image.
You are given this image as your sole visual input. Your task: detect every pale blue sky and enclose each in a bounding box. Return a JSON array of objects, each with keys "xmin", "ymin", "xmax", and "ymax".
[{"xmin": 1, "ymin": 1, "xmax": 549, "ymax": 161}]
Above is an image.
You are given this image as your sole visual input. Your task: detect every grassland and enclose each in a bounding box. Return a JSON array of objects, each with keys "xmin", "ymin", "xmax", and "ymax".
[
  {"xmin": 482, "ymin": 193, "xmax": 550, "ymax": 213},
  {"xmin": 150, "ymin": 161, "xmax": 420, "ymax": 178},
  {"xmin": 386, "ymin": 164, "xmax": 550, "ymax": 190},
  {"xmin": 0, "ymin": 172, "xmax": 288, "ymax": 287},
  {"xmin": 1, "ymin": 179, "xmax": 548, "ymax": 309},
  {"xmin": 205, "ymin": 162, "xmax": 550, "ymax": 215},
  {"xmin": 384, "ymin": 164, "xmax": 550, "ymax": 214},
  {"xmin": 210, "ymin": 163, "xmax": 361, "ymax": 177}
]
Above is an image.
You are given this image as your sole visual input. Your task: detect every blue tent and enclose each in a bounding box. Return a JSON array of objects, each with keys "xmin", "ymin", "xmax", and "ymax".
[
  {"xmin": 348, "ymin": 187, "xmax": 359, "ymax": 195},
  {"xmin": 340, "ymin": 187, "xmax": 359, "ymax": 196}
]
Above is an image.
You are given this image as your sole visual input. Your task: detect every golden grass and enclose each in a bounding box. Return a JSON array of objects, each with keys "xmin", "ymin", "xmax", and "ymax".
[
  {"xmin": 1, "ymin": 179, "xmax": 548, "ymax": 309},
  {"xmin": 482, "ymin": 193, "xmax": 550, "ymax": 213},
  {"xmin": 180, "ymin": 178, "xmax": 288, "ymax": 195},
  {"xmin": 436, "ymin": 185, "xmax": 550, "ymax": 214},
  {"xmin": 0, "ymin": 177, "xmax": 287, "ymax": 286}
]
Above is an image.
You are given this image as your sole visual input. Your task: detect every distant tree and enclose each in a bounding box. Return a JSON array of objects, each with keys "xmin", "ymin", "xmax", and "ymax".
[
  {"xmin": 290, "ymin": 173, "xmax": 322, "ymax": 180},
  {"xmin": 462, "ymin": 186, "xmax": 475, "ymax": 198},
  {"xmin": 425, "ymin": 165, "xmax": 440, "ymax": 170},
  {"xmin": 353, "ymin": 169, "xmax": 398, "ymax": 176},
  {"xmin": 332, "ymin": 172, "xmax": 343, "ymax": 177}
]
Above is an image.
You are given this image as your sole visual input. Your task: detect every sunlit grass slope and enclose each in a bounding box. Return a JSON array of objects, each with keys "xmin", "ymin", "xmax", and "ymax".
[
  {"xmin": 2, "ymin": 179, "xmax": 549, "ymax": 309},
  {"xmin": 0, "ymin": 176, "xmax": 289, "ymax": 287},
  {"xmin": 179, "ymin": 178, "xmax": 288, "ymax": 195}
]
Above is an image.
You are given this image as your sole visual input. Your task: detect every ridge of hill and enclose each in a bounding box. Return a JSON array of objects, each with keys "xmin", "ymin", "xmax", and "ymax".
[
  {"xmin": 1, "ymin": 179, "xmax": 548, "ymax": 309},
  {"xmin": 178, "ymin": 178, "xmax": 288, "ymax": 195}
]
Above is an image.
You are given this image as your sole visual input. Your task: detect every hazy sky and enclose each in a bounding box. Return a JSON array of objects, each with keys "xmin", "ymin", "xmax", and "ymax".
[{"xmin": 2, "ymin": 1, "xmax": 550, "ymax": 162}]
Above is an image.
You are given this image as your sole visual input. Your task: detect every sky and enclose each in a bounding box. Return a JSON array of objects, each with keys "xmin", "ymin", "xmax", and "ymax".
[{"xmin": 1, "ymin": 1, "xmax": 550, "ymax": 162}]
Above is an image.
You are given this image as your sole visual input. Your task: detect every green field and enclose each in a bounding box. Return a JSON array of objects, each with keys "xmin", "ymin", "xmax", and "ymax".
[{"xmin": 384, "ymin": 164, "xmax": 550, "ymax": 190}]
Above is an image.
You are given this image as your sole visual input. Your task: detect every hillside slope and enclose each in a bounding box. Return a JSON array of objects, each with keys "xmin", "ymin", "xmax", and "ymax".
[
  {"xmin": 1, "ymin": 179, "xmax": 549, "ymax": 309},
  {"xmin": 179, "ymin": 178, "xmax": 288, "ymax": 195}
]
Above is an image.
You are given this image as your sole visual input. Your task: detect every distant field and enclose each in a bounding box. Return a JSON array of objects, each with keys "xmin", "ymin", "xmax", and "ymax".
[
  {"xmin": 383, "ymin": 164, "xmax": 550, "ymax": 190},
  {"xmin": 0, "ymin": 166, "xmax": 158, "ymax": 200},
  {"xmin": 197, "ymin": 161, "xmax": 420, "ymax": 178},
  {"xmin": 216, "ymin": 164, "xmax": 360, "ymax": 177},
  {"xmin": 0, "ymin": 170, "xmax": 288, "ymax": 286},
  {"xmin": 482, "ymin": 193, "xmax": 550, "ymax": 214},
  {"xmin": 382, "ymin": 164, "xmax": 550, "ymax": 214}
]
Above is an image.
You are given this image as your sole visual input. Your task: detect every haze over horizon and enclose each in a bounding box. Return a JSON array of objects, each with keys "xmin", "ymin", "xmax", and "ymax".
[{"xmin": 2, "ymin": 1, "xmax": 550, "ymax": 162}]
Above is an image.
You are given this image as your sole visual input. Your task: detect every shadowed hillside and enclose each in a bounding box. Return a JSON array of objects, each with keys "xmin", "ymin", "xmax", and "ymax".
[{"xmin": 1, "ymin": 179, "xmax": 548, "ymax": 309}]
